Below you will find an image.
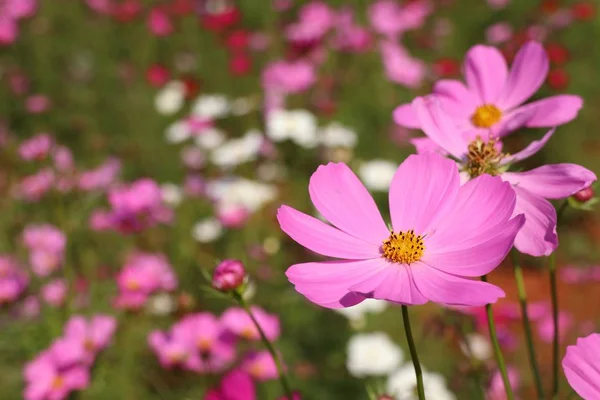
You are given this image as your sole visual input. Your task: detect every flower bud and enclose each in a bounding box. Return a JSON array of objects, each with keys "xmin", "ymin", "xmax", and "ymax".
[
  {"xmin": 377, "ymin": 395, "xmax": 394, "ymax": 400},
  {"xmin": 573, "ymin": 186, "xmax": 595, "ymax": 203},
  {"xmin": 212, "ymin": 259, "xmax": 246, "ymax": 292}
]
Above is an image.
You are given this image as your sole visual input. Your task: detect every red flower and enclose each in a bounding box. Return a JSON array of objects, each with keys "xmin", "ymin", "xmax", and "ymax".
[
  {"xmin": 547, "ymin": 69, "xmax": 570, "ymax": 90},
  {"xmin": 225, "ymin": 29, "xmax": 250, "ymax": 51},
  {"xmin": 200, "ymin": 7, "xmax": 240, "ymax": 32},
  {"xmin": 182, "ymin": 77, "xmax": 201, "ymax": 100},
  {"xmin": 572, "ymin": 2, "xmax": 596, "ymax": 21},
  {"xmin": 545, "ymin": 43, "xmax": 570, "ymax": 65},
  {"xmin": 229, "ymin": 53, "xmax": 252, "ymax": 76},
  {"xmin": 432, "ymin": 58, "xmax": 460, "ymax": 78},
  {"xmin": 112, "ymin": 0, "xmax": 142, "ymax": 23},
  {"xmin": 146, "ymin": 64, "xmax": 170, "ymax": 88}
]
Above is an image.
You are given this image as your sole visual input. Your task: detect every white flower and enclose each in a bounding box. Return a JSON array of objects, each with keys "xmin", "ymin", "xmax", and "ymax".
[
  {"xmin": 387, "ymin": 365, "xmax": 456, "ymax": 400},
  {"xmin": 211, "ymin": 130, "xmax": 263, "ymax": 168},
  {"xmin": 191, "ymin": 218, "xmax": 223, "ymax": 243},
  {"xmin": 335, "ymin": 299, "xmax": 388, "ymax": 322},
  {"xmin": 346, "ymin": 332, "xmax": 403, "ymax": 377},
  {"xmin": 460, "ymin": 333, "xmax": 492, "ymax": 361},
  {"xmin": 266, "ymin": 109, "xmax": 318, "ymax": 148},
  {"xmin": 319, "ymin": 122, "xmax": 358, "ymax": 148},
  {"xmin": 192, "ymin": 94, "xmax": 230, "ymax": 119},
  {"xmin": 165, "ymin": 121, "xmax": 191, "ymax": 144},
  {"xmin": 194, "ymin": 128, "xmax": 226, "ymax": 150},
  {"xmin": 359, "ymin": 160, "xmax": 398, "ymax": 191},
  {"xmin": 145, "ymin": 293, "xmax": 176, "ymax": 316},
  {"xmin": 205, "ymin": 178, "xmax": 277, "ymax": 213},
  {"xmin": 155, "ymin": 81, "xmax": 185, "ymax": 116},
  {"xmin": 230, "ymin": 97, "xmax": 255, "ymax": 116},
  {"xmin": 160, "ymin": 183, "xmax": 184, "ymax": 207}
]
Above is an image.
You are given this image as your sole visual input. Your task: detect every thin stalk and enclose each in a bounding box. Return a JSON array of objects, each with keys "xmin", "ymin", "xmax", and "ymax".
[
  {"xmin": 236, "ymin": 295, "xmax": 294, "ymax": 400},
  {"xmin": 550, "ymin": 199, "xmax": 568, "ymax": 397},
  {"xmin": 511, "ymin": 250, "xmax": 545, "ymax": 399},
  {"xmin": 401, "ymin": 305, "xmax": 426, "ymax": 400},
  {"xmin": 481, "ymin": 276, "xmax": 514, "ymax": 400}
]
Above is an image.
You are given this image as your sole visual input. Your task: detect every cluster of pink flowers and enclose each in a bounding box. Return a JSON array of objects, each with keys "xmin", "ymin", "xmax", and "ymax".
[
  {"xmin": 148, "ymin": 306, "xmax": 281, "ymax": 397},
  {"xmin": 23, "ymin": 314, "xmax": 117, "ymax": 400},
  {"xmin": 91, "ymin": 178, "xmax": 173, "ymax": 234},
  {"xmin": 114, "ymin": 252, "xmax": 177, "ymax": 310}
]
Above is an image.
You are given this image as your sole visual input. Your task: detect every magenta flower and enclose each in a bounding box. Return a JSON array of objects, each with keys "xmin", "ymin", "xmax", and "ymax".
[
  {"xmin": 0, "ymin": 0, "xmax": 37, "ymax": 45},
  {"xmin": 278, "ymin": 153, "xmax": 524, "ymax": 308},
  {"xmin": 332, "ymin": 8, "xmax": 371, "ymax": 53},
  {"xmin": 147, "ymin": 7, "xmax": 173, "ymax": 37},
  {"xmin": 78, "ymin": 157, "xmax": 121, "ymax": 191},
  {"xmin": 0, "ymin": 256, "xmax": 28, "ymax": 304},
  {"xmin": 380, "ymin": 40, "xmax": 426, "ymax": 89},
  {"xmin": 262, "ymin": 61, "xmax": 316, "ymax": 95},
  {"xmin": 562, "ymin": 333, "xmax": 600, "ymax": 399},
  {"xmin": 368, "ymin": 0, "xmax": 431, "ymax": 38},
  {"xmin": 487, "ymin": 367, "xmax": 520, "ymax": 400},
  {"xmin": 204, "ymin": 369, "xmax": 256, "ymax": 400},
  {"xmin": 22, "ymin": 224, "xmax": 66, "ymax": 277},
  {"xmin": 41, "ymin": 279, "xmax": 68, "ymax": 307},
  {"xmin": 212, "ymin": 259, "xmax": 247, "ymax": 292},
  {"xmin": 394, "ymin": 42, "xmax": 583, "ymax": 137},
  {"xmin": 16, "ymin": 168, "xmax": 55, "ymax": 202},
  {"xmin": 18, "ymin": 133, "xmax": 54, "ymax": 161},
  {"xmin": 221, "ymin": 306, "xmax": 280, "ymax": 341},
  {"xmin": 148, "ymin": 330, "xmax": 200, "ymax": 371},
  {"xmin": 241, "ymin": 350, "xmax": 280, "ymax": 381},
  {"xmin": 411, "ymin": 97, "xmax": 596, "ymax": 256},
  {"xmin": 63, "ymin": 315, "xmax": 117, "ymax": 364},
  {"xmin": 284, "ymin": 1, "xmax": 333, "ymax": 46},
  {"xmin": 24, "ymin": 339, "xmax": 89, "ymax": 400}
]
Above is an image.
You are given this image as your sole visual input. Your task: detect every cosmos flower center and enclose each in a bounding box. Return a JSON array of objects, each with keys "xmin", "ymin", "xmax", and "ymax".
[
  {"xmin": 382, "ymin": 230, "xmax": 425, "ymax": 264},
  {"xmin": 52, "ymin": 376, "xmax": 65, "ymax": 390},
  {"xmin": 465, "ymin": 137, "xmax": 505, "ymax": 178},
  {"xmin": 197, "ymin": 338, "xmax": 213, "ymax": 351},
  {"xmin": 471, "ymin": 104, "xmax": 502, "ymax": 128},
  {"xmin": 84, "ymin": 339, "xmax": 96, "ymax": 352}
]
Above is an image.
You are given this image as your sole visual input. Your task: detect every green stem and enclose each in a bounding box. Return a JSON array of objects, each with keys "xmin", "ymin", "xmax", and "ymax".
[
  {"xmin": 550, "ymin": 199, "xmax": 568, "ymax": 398},
  {"xmin": 481, "ymin": 276, "xmax": 514, "ymax": 400},
  {"xmin": 510, "ymin": 250, "xmax": 545, "ymax": 399},
  {"xmin": 401, "ymin": 305, "xmax": 426, "ymax": 400},
  {"xmin": 236, "ymin": 295, "xmax": 294, "ymax": 400}
]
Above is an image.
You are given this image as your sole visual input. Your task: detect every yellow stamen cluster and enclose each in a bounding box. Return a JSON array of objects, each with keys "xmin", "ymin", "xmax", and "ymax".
[
  {"xmin": 382, "ymin": 230, "xmax": 425, "ymax": 264},
  {"xmin": 471, "ymin": 104, "xmax": 502, "ymax": 128},
  {"xmin": 465, "ymin": 136, "xmax": 506, "ymax": 177},
  {"xmin": 52, "ymin": 376, "xmax": 65, "ymax": 390}
]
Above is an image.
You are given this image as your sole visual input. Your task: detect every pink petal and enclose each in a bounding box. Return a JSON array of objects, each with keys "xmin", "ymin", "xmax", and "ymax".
[
  {"xmin": 277, "ymin": 205, "xmax": 381, "ymax": 259},
  {"xmin": 502, "ymin": 164, "xmax": 596, "ymax": 199},
  {"xmin": 498, "ymin": 41, "xmax": 549, "ymax": 110},
  {"xmin": 286, "ymin": 259, "xmax": 389, "ymax": 308},
  {"xmin": 432, "ymin": 79, "xmax": 478, "ymax": 117},
  {"xmin": 562, "ymin": 334, "xmax": 600, "ymax": 399},
  {"xmin": 412, "ymin": 263, "xmax": 505, "ymax": 306},
  {"xmin": 463, "ymin": 45, "xmax": 508, "ymax": 104},
  {"xmin": 412, "ymin": 96, "xmax": 470, "ymax": 159},
  {"xmin": 0, "ymin": 17, "xmax": 18, "ymax": 44},
  {"xmin": 512, "ymin": 187, "xmax": 557, "ymax": 257},
  {"xmin": 350, "ymin": 262, "xmax": 427, "ymax": 305},
  {"xmin": 63, "ymin": 366, "xmax": 90, "ymax": 390},
  {"xmin": 501, "ymin": 128, "xmax": 555, "ymax": 165},
  {"xmin": 308, "ymin": 162, "xmax": 389, "ymax": 245},
  {"xmin": 221, "ymin": 369, "xmax": 256, "ymax": 400},
  {"xmin": 389, "ymin": 153, "xmax": 460, "ymax": 235},
  {"xmin": 523, "ymin": 95, "xmax": 584, "ymax": 128},
  {"xmin": 410, "ymin": 137, "xmax": 448, "ymax": 155},
  {"xmin": 393, "ymin": 103, "xmax": 420, "ymax": 129}
]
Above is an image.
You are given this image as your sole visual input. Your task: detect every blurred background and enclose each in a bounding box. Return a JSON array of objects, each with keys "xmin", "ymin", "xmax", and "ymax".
[{"xmin": 1, "ymin": 0, "xmax": 599, "ymax": 399}]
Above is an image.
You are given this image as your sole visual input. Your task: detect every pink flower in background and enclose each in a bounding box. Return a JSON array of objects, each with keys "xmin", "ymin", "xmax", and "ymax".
[
  {"xmin": 64, "ymin": 315, "xmax": 117, "ymax": 364},
  {"xmin": 487, "ymin": 0, "xmax": 510, "ymax": 10},
  {"xmin": 0, "ymin": 0, "xmax": 37, "ymax": 45},
  {"xmin": 24, "ymin": 342, "xmax": 90, "ymax": 400},
  {"xmin": 53, "ymin": 146, "xmax": 74, "ymax": 172},
  {"xmin": 85, "ymin": 0, "xmax": 113, "ymax": 15},
  {"xmin": 217, "ymin": 203, "xmax": 249, "ymax": 228},
  {"xmin": 332, "ymin": 8, "xmax": 371, "ymax": 53},
  {"xmin": 22, "ymin": 224, "xmax": 66, "ymax": 277},
  {"xmin": 262, "ymin": 61, "xmax": 316, "ymax": 95},
  {"xmin": 241, "ymin": 351, "xmax": 279, "ymax": 381},
  {"xmin": 368, "ymin": 0, "xmax": 431, "ymax": 38},
  {"xmin": 115, "ymin": 252, "xmax": 177, "ymax": 310},
  {"xmin": 278, "ymin": 153, "xmax": 524, "ymax": 308},
  {"xmin": 41, "ymin": 279, "xmax": 68, "ymax": 307},
  {"xmin": 411, "ymin": 97, "xmax": 596, "ymax": 256},
  {"xmin": 537, "ymin": 311, "xmax": 573, "ymax": 343},
  {"xmin": 0, "ymin": 256, "xmax": 28, "ymax": 304},
  {"xmin": 205, "ymin": 369, "xmax": 256, "ymax": 400},
  {"xmin": 285, "ymin": 1, "xmax": 334, "ymax": 46},
  {"xmin": 19, "ymin": 134, "xmax": 54, "ymax": 161},
  {"xmin": 147, "ymin": 7, "xmax": 173, "ymax": 37},
  {"xmin": 487, "ymin": 367, "xmax": 520, "ymax": 400},
  {"xmin": 380, "ymin": 40, "xmax": 426, "ymax": 89},
  {"xmin": 394, "ymin": 42, "xmax": 583, "ymax": 137},
  {"xmin": 16, "ymin": 168, "xmax": 55, "ymax": 202},
  {"xmin": 486, "ymin": 22, "xmax": 513, "ymax": 44},
  {"xmin": 148, "ymin": 330, "xmax": 199, "ymax": 370},
  {"xmin": 562, "ymin": 333, "xmax": 600, "ymax": 399},
  {"xmin": 20, "ymin": 295, "xmax": 40, "ymax": 319},
  {"xmin": 146, "ymin": 64, "xmax": 170, "ymax": 87},
  {"xmin": 25, "ymin": 95, "xmax": 51, "ymax": 114},
  {"xmin": 221, "ymin": 306, "xmax": 280, "ymax": 341},
  {"xmin": 78, "ymin": 157, "xmax": 121, "ymax": 191}
]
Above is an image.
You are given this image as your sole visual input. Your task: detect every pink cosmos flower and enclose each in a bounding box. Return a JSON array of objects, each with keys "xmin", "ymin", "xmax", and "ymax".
[
  {"xmin": 393, "ymin": 42, "xmax": 583, "ymax": 137},
  {"xmin": 25, "ymin": 95, "xmax": 51, "ymax": 114},
  {"xmin": 53, "ymin": 146, "xmax": 74, "ymax": 172},
  {"xmin": 368, "ymin": 0, "xmax": 431, "ymax": 38},
  {"xmin": 332, "ymin": 8, "xmax": 371, "ymax": 53},
  {"xmin": 22, "ymin": 224, "xmax": 66, "ymax": 277},
  {"xmin": 380, "ymin": 40, "xmax": 426, "ymax": 89},
  {"xmin": 487, "ymin": 366, "xmax": 520, "ymax": 400},
  {"xmin": 411, "ymin": 97, "xmax": 596, "ymax": 256},
  {"xmin": 78, "ymin": 157, "xmax": 121, "ymax": 191},
  {"xmin": 278, "ymin": 153, "xmax": 525, "ymax": 308},
  {"xmin": 24, "ymin": 341, "xmax": 89, "ymax": 400},
  {"xmin": 537, "ymin": 311, "xmax": 573, "ymax": 343},
  {"xmin": 262, "ymin": 61, "xmax": 316, "ymax": 95},
  {"xmin": 204, "ymin": 369, "xmax": 256, "ymax": 400},
  {"xmin": 19, "ymin": 133, "xmax": 54, "ymax": 161},
  {"xmin": 241, "ymin": 351, "xmax": 279, "ymax": 381},
  {"xmin": 63, "ymin": 315, "xmax": 117, "ymax": 364},
  {"xmin": 221, "ymin": 306, "xmax": 280, "ymax": 341},
  {"xmin": 16, "ymin": 168, "xmax": 55, "ymax": 202},
  {"xmin": 486, "ymin": 23, "xmax": 513, "ymax": 45},
  {"xmin": 0, "ymin": 256, "xmax": 28, "ymax": 304},
  {"xmin": 285, "ymin": 1, "xmax": 334, "ymax": 46},
  {"xmin": 217, "ymin": 203, "xmax": 249, "ymax": 228},
  {"xmin": 148, "ymin": 329, "xmax": 199, "ymax": 370},
  {"xmin": 562, "ymin": 333, "xmax": 600, "ymax": 399},
  {"xmin": 147, "ymin": 7, "xmax": 173, "ymax": 37},
  {"xmin": 41, "ymin": 279, "xmax": 68, "ymax": 307},
  {"xmin": 0, "ymin": 0, "xmax": 37, "ymax": 45}
]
